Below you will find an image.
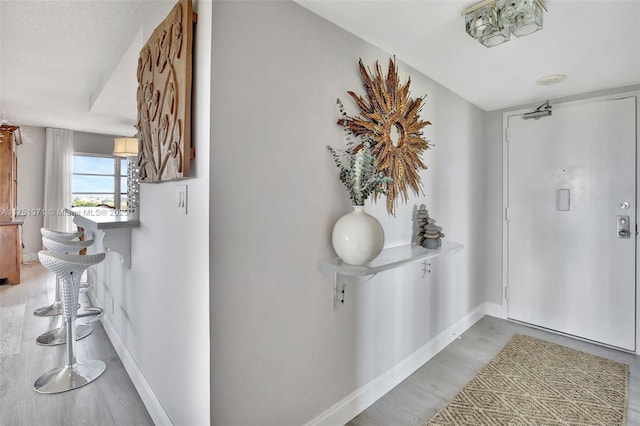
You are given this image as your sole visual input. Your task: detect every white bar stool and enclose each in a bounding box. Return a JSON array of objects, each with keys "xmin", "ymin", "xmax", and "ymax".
[
  {"xmin": 34, "ymin": 250, "xmax": 106, "ymax": 394},
  {"xmin": 36, "ymin": 237, "xmax": 103, "ymax": 346},
  {"xmin": 40, "ymin": 228, "xmax": 83, "ymax": 241},
  {"xmin": 34, "ymin": 228, "xmax": 84, "ymax": 317},
  {"xmin": 43, "ymin": 235, "xmax": 99, "ymax": 293}
]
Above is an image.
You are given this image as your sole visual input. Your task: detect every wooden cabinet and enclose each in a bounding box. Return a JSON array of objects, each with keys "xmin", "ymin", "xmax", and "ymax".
[
  {"xmin": 0, "ymin": 223, "xmax": 21, "ymax": 284},
  {"xmin": 0, "ymin": 125, "xmax": 22, "ymax": 284}
]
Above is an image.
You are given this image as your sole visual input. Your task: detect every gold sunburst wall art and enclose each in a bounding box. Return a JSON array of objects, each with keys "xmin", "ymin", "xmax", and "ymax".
[
  {"xmin": 136, "ymin": 0, "xmax": 194, "ymax": 183},
  {"xmin": 339, "ymin": 58, "xmax": 431, "ymax": 215}
]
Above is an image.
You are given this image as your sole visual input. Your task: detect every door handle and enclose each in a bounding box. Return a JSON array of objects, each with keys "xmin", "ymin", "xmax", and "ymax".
[{"xmin": 617, "ymin": 215, "xmax": 630, "ymax": 239}]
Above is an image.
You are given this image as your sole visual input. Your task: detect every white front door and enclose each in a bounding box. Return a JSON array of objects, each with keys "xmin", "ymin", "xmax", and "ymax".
[{"xmin": 506, "ymin": 96, "xmax": 637, "ymax": 351}]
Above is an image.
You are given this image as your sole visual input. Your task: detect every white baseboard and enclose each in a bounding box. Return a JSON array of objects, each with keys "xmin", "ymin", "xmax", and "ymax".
[
  {"xmin": 86, "ymin": 291, "xmax": 173, "ymax": 426},
  {"xmin": 305, "ymin": 303, "xmax": 490, "ymax": 426}
]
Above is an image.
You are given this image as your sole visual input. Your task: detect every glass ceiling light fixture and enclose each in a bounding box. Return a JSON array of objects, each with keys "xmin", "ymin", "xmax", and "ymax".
[{"xmin": 463, "ymin": 0, "xmax": 546, "ymax": 47}]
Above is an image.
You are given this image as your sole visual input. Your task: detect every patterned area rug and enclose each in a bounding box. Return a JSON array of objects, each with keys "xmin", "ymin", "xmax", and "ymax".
[{"xmin": 427, "ymin": 334, "xmax": 629, "ymax": 425}]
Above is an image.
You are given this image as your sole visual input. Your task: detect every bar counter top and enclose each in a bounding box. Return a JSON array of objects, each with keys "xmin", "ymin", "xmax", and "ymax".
[
  {"xmin": 66, "ymin": 207, "xmax": 140, "ymax": 230},
  {"xmin": 66, "ymin": 208, "xmax": 138, "ymax": 268}
]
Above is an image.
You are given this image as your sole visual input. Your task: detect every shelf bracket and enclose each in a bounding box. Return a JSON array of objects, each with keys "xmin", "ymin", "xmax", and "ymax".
[
  {"xmin": 332, "ymin": 271, "xmax": 377, "ymax": 309},
  {"xmin": 333, "ymin": 275, "xmax": 345, "ymax": 309},
  {"xmin": 422, "ymin": 260, "xmax": 432, "ymax": 279}
]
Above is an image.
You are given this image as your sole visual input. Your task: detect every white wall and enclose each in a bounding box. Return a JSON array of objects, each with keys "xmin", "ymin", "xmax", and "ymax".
[
  {"xmin": 88, "ymin": 1, "xmax": 211, "ymax": 425},
  {"xmin": 15, "ymin": 126, "xmax": 45, "ymax": 260},
  {"xmin": 74, "ymin": 130, "xmax": 118, "ymax": 155},
  {"xmin": 210, "ymin": 2, "xmax": 489, "ymax": 424},
  {"xmin": 483, "ymin": 110, "xmax": 504, "ymax": 306}
]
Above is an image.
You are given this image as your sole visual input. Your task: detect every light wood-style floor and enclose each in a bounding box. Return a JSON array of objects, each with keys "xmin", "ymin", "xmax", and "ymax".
[
  {"xmin": 349, "ymin": 315, "xmax": 640, "ymax": 426},
  {"xmin": 0, "ymin": 263, "xmax": 152, "ymax": 426},
  {"xmin": 7, "ymin": 264, "xmax": 638, "ymax": 426}
]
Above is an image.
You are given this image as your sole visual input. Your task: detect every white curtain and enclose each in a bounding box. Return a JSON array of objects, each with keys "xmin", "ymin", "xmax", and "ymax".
[{"xmin": 43, "ymin": 128, "xmax": 73, "ymax": 232}]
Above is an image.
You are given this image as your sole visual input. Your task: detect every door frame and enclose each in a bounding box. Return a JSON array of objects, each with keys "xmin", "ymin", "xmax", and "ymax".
[{"xmin": 501, "ymin": 90, "xmax": 640, "ymax": 354}]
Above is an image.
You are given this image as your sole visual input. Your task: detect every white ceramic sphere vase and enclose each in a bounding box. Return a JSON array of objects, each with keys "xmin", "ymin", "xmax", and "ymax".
[{"xmin": 331, "ymin": 205, "xmax": 384, "ymax": 265}]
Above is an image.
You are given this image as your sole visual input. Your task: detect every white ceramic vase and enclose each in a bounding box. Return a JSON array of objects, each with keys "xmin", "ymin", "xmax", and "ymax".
[{"xmin": 331, "ymin": 205, "xmax": 384, "ymax": 265}]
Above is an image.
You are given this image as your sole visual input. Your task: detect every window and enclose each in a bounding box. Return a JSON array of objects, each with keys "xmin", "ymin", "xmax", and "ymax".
[{"xmin": 72, "ymin": 154, "xmax": 128, "ymax": 209}]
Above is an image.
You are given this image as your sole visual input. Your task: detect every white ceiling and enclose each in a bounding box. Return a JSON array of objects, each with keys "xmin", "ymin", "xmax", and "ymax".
[
  {"xmin": 0, "ymin": 0, "xmax": 173, "ymax": 137},
  {"xmin": 0, "ymin": 0, "xmax": 141, "ymax": 135},
  {"xmin": 296, "ymin": 0, "xmax": 640, "ymax": 111},
  {"xmin": 0, "ymin": 0, "xmax": 639, "ymax": 137}
]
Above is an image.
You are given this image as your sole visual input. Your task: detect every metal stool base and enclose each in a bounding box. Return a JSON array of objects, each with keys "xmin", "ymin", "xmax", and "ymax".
[
  {"xmin": 34, "ymin": 302, "xmax": 63, "ymax": 317},
  {"xmin": 35, "ymin": 302, "xmax": 82, "ymax": 318},
  {"xmin": 36, "ymin": 325, "xmax": 92, "ymax": 346},
  {"xmin": 33, "ymin": 360, "xmax": 106, "ymax": 394}
]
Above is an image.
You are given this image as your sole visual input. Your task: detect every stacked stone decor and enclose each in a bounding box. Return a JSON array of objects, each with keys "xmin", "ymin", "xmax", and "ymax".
[{"xmin": 416, "ymin": 204, "xmax": 444, "ymax": 249}]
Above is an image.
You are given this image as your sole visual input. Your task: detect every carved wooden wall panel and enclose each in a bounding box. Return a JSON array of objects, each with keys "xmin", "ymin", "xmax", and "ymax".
[{"xmin": 136, "ymin": 0, "xmax": 193, "ymax": 182}]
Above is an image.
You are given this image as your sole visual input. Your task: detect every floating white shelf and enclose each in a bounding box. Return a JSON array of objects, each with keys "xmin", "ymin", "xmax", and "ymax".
[
  {"xmin": 318, "ymin": 241, "xmax": 463, "ymax": 308},
  {"xmin": 318, "ymin": 240, "xmax": 463, "ymax": 276}
]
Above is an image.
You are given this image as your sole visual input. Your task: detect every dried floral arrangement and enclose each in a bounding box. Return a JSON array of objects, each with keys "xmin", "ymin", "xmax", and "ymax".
[
  {"xmin": 327, "ymin": 99, "xmax": 392, "ymax": 207},
  {"xmin": 339, "ymin": 58, "xmax": 431, "ymax": 215}
]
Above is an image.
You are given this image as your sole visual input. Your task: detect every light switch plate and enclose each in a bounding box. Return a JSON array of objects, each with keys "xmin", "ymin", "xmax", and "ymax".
[{"xmin": 176, "ymin": 185, "xmax": 188, "ymax": 215}]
